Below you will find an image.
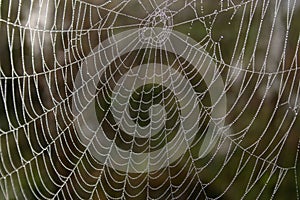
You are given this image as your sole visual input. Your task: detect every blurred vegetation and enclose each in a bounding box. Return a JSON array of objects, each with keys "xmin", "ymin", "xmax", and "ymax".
[{"xmin": 0, "ymin": 0, "xmax": 299, "ymax": 199}]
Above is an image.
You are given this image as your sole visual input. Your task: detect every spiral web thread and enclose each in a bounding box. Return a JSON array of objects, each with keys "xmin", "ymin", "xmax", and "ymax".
[{"xmin": 0, "ymin": 0, "xmax": 299, "ymax": 199}]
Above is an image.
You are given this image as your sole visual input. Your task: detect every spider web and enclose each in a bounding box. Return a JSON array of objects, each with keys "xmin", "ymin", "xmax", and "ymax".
[{"xmin": 0, "ymin": 0, "xmax": 299, "ymax": 199}]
